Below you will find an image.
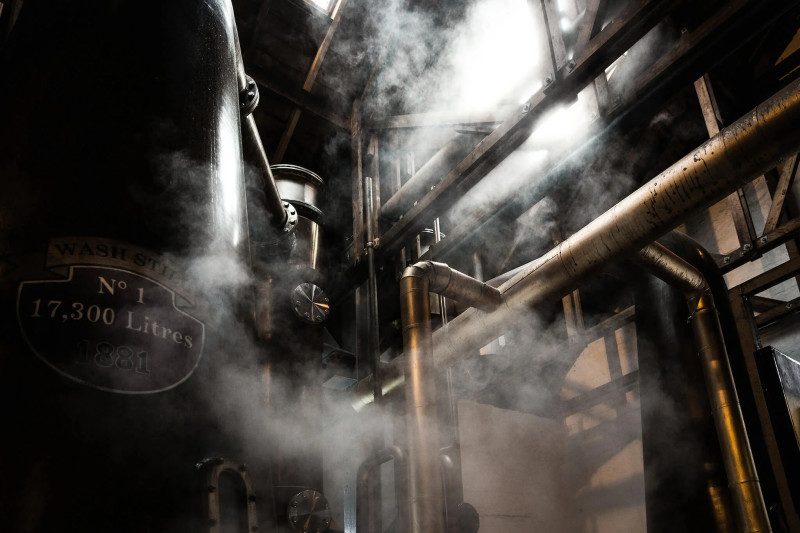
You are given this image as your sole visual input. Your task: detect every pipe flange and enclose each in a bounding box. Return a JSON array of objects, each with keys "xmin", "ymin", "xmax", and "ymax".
[
  {"xmin": 239, "ymin": 75, "xmax": 260, "ymax": 116},
  {"xmin": 287, "ymin": 490, "xmax": 331, "ymax": 532},
  {"xmin": 291, "ymin": 283, "xmax": 330, "ymax": 324},
  {"xmin": 282, "ymin": 201, "xmax": 299, "ymax": 233}
]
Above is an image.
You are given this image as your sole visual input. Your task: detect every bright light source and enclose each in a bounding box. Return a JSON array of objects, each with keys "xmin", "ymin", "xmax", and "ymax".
[
  {"xmin": 306, "ymin": 0, "xmax": 334, "ymax": 14},
  {"xmin": 444, "ymin": 0, "xmax": 545, "ymax": 114}
]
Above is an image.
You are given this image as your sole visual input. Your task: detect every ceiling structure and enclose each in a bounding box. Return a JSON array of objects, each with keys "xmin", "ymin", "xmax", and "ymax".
[{"xmin": 231, "ymin": 0, "xmax": 800, "ymax": 279}]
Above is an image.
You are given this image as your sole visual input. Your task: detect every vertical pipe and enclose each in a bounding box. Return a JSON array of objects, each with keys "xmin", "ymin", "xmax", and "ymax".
[
  {"xmin": 399, "ymin": 262, "xmax": 500, "ymax": 533},
  {"xmin": 637, "ymin": 243, "xmax": 771, "ymax": 533},
  {"xmin": 635, "ymin": 269, "xmax": 734, "ymax": 532},
  {"xmin": 400, "ymin": 269, "xmax": 446, "ymax": 533},
  {"xmin": 364, "ymin": 177, "xmax": 383, "ymax": 533},
  {"xmin": 365, "ymin": 178, "xmax": 381, "ymax": 402},
  {"xmin": 356, "ymin": 447, "xmax": 406, "ymax": 533}
]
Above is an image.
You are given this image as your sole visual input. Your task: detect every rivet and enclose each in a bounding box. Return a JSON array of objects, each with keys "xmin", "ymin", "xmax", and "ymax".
[
  {"xmin": 567, "ymin": 60, "xmax": 575, "ymax": 72},
  {"xmin": 207, "ymin": 485, "xmax": 217, "ymax": 493},
  {"xmin": 723, "ymin": 256, "xmax": 731, "ymax": 264},
  {"xmin": 544, "ymin": 75, "xmax": 553, "ymax": 85},
  {"xmin": 760, "ymin": 236, "xmax": 768, "ymax": 244},
  {"xmin": 787, "ymin": 302, "xmax": 793, "ymax": 309},
  {"xmin": 743, "ymin": 243, "xmax": 752, "ymax": 252}
]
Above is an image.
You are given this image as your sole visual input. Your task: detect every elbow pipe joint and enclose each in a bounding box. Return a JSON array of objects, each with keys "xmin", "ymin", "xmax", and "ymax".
[
  {"xmin": 636, "ymin": 237, "xmax": 771, "ymax": 533},
  {"xmin": 402, "ymin": 261, "xmax": 502, "ymax": 312},
  {"xmin": 637, "ymin": 243, "xmax": 711, "ymax": 312},
  {"xmin": 357, "ymin": 447, "xmax": 406, "ymax": 533}
]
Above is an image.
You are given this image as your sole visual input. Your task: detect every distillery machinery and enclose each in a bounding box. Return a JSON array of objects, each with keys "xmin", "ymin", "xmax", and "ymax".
[{"xmin": 4, "ymin": 0, "xmax": 800, "ymax": 532}]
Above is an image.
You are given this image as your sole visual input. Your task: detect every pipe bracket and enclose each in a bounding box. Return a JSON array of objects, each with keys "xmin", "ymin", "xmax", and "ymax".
[{"xmin": 239, "ymin": 75, "xmax": 260, "ymax": 116}]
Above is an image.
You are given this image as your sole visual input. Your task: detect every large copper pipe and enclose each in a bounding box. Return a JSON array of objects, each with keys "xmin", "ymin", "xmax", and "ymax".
[
  {"xmin": 399, "ymin": 262, "xmax": 500, "ymax": 533},
  {"xmin": 637, "ymin": 243, "xmax": 770, "ymax": 533}
]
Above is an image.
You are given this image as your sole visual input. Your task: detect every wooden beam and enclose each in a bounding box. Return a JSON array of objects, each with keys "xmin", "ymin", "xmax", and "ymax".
[
  {"xmin": 401, "ymin": 1, "xmax": 674, "ymax": 262},
  {"xmin": 574, "ymin": 0, "xmax": 608, "ymax": 54},
  {"xmin": 695, "ymin": 74, "xmax": 758, "ymax": 248},
  {"xmin": 540, "ymin": 0, "xmax": 569, "ymax": 73},
  {"xmin": 426, "ymin": 0, "xmax": 762, "ymax": 264},
  {"xmin": 734, "ymin": 255, "xmax": 800, "ymax": 296},
  {"xmin": 367, "ymin": 108, "xmax": 515, "ymax": 130},
  {"xmin": 351, "ymin": 99, "xmax": 365, "ymax": 265},
  {"xmin": 764, "ymin": 154, "xmax": 800, "ymax": 234},
  {"xmin": 248, "ymin": 68, "xmax": 349, "ymax": 130},
  {"xmin": 272, "ymin": 0, "xmax": 349, "ymax": 162}
]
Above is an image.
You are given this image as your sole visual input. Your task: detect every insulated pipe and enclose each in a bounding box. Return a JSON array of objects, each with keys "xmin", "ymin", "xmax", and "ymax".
[
  {"xmin": 637, "ymin": 242, "xmax": 770, "ymax": 533},
  {"xmin": 356, "ymin": 446, "xmax": 407, "ymax": 533},
  {"xmin": 381, "ymin": 134, "xmax": 482, "ymax": 222},
  {"xmin": 430, "ymin": 76, "xmax": 800, "ymax": 368},
  {"xmin": 400, "ymin": 262, "xmax": 501, "ymax": 533},
  {"xmin": 351, "ymin": 77, "xmax": 800, "ymax": 411}
]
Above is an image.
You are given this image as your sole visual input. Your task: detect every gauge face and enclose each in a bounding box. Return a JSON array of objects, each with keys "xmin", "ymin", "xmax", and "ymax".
[
  {"xmin": 290, "ymin": 283, "xmax": 330, "ymax": 324},
  {"xmin": 287, "ymin": 489, "xmax": 331, "ymax": 532}
]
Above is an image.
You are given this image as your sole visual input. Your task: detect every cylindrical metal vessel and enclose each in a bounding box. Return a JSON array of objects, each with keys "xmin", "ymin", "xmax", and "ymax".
[
  {"xmin": 271, "ymin": 164, "xmax": 326, "ymax": 272},
  {"xmin": 0, "ymin": 1, "xmax": 268, "ymax": 531}
]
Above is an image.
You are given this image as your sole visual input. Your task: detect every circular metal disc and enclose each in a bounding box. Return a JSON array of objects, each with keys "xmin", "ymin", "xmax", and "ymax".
[{"xmin": 287, "ymin": 489, "xmax": 331, "ymax": 532}]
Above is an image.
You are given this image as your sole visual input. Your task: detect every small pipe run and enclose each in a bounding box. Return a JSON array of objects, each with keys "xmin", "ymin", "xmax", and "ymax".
[
  {"xmin": 400, "ymin": 262, "xmax": 501, "ymax": 533},
  {"xmin": 243, "ymin": 115, "xmax": 292, "ymax": 230},
  {"xmin": 637, "ymin": 243, "xmax": 770, "ymax": 533},
  {"xmin": 356, "ymin": 446, "xmax": 407, "ymax": 533},
  {"xmin": 232, "ymin": 21, "xmax": 291, "ymax": 231},
  {"xmin": 365, "ymin": 177, "xmax": 382, "ymax": 402}
]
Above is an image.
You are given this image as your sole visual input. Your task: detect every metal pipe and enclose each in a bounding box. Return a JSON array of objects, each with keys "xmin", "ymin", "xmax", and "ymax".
[
  {"xmin": 381, "ymin": 134, "xmax": 482, "ymax": 222},
  {"xmin": 430, "ymin": 76, "xmax": 800, "ymax": 368},
  {"xmin": 356, "ymin": 446, "xmax": 406, "ymax": 533},
  {"xmin": 637, "ymin": 242, "xmax": 771, "ymax": 533},
  {"xmin": 232, "ymin": 20, "xmax": 291, "ymax": 230},
  {"xmin": 365, "ymin": 177, "xmax": 382, "ymax": 402},
  {"xmin": 243, "ymin": 114, "xmax": 291, "ymax": 229},
  {"xmin": 352, "ymin": 77, "xmax": 800, "ymax": 411},
  {"xmin": 400, "ymin": 262, "xmax": 501, "ymax": 533}
]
